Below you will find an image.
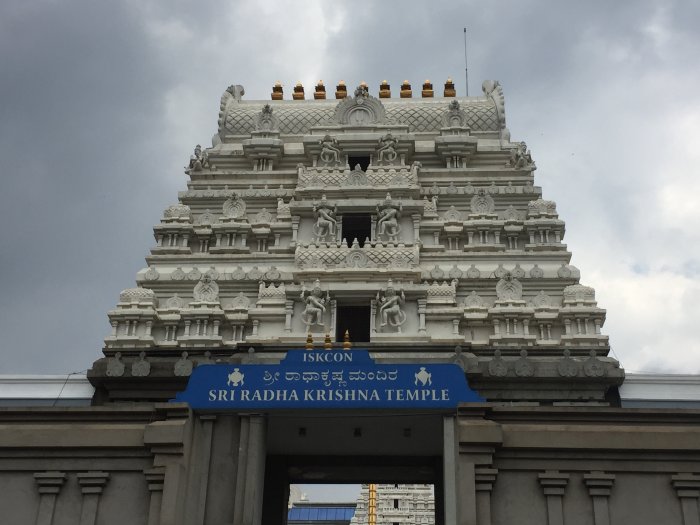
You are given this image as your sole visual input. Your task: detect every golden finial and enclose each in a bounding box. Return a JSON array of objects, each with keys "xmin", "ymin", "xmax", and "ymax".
[
  {"xmin": 271, "ymin": 81, "xmax": 283, "ymax": 100},
  {"xmin": 324, "ymin": 333, "xmax": 332, "ymax": 349},
  {"xmin": 422, "ymin": 79, "xmax": 434, "ymax": 98},
  {"xmin": 400, "ymin": 80, "xmax": 412, "ymax": 98},
  {"xmin": 444, "ymin": 77, "xmax": 456, "ymax": 97},
  {"xmin": 293, "ymin": 81, "xmax": 305, "ymax": 100},
  {"xmin": 378, "ymin": 80, "xmax": 391, "ymax": 98},
  {"xmin": 305, "ymin": 332, "xmax": 314, "ymax": 350},
  {"xmin": 335, "ymin": 80, "xmax": 347, "ymax": 99},
  {"xmin": 342, "ymin": 330, "xmax": 352, "ymax": 350},
  {"xmin": 314, "ymin": 80, "xmax": 326, "ymax": 100}
]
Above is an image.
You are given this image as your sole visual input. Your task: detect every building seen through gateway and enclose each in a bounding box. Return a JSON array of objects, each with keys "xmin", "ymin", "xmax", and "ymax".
[{"xmin": 1, "ymin": 77, "xmax": 700, "ymax": 525}]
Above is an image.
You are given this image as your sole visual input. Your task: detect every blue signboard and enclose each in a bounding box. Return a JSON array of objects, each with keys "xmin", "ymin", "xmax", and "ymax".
[{"xmin": 174, "ymin": 349, "xmax": 483, "ymax": 410}]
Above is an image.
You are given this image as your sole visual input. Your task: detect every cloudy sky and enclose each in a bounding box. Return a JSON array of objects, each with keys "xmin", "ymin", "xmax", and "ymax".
[{"xmin": 2, "ymin": 0, "xmax": 700, "ymax": 382}]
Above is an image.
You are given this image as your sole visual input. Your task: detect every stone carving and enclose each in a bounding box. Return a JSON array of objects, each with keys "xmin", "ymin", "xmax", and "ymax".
[
  {"xmin": 231, "ymin": 266, "xmax": 246, "ymax": 280},
  {"xmin": 557, "ymin": 264, "xmax": 581, "ymax": 279},
  {"xmin": 257, "ymin": 282, "xmax": 286, "ymax": 303},
  {"xmin": 254, "ymin": 104, "xmax": 279, "ymax": 132},
  {"xmin": 222, "ymin": 193, "xmax": 247, "ymax": 219},
  {"xmin": 276, "ymin": 198, "xmax": 291, "ymax": 220},
  {"xmin": 488, "ymin": 349, "xmax": 509, "ymax": 377},
  {"xmin": 106, "ymin": 352, "xmax": 125, "ymax": 377},
  {"xmin": 470, "ymin": 189, "xmax": 495, "ymax": 214},
  {"xmin": 332, "ymin": 84, "xmax": 387, "ymax": 126},
  {"xmin": 503, "ymin": 205, "xmax": 520, "ymax": 222},
  {"xmin": 171, "ymin": 267, "xmax": 185, "ymax": 280},
  {"xmin": 264, "ymin": 266, "xmax": 281, "ymax": 281},
  {"xmin": 165, "ymin": 294, "xmax": 184, "ymax": 310},
  {"xmin": 312, "ymin": 195, "xmax": 337, "ymax": 242},
  {"xmin": 563, "ymin": 284, "xmax": 596, "ymax": 303},
  {"xmin": 300, "ymin": 279, "xmax": 330, "ymax": 328},
  {"xmin": 511, "ymin": 264, "xmax": 525, "ymax": 279},
  {"xmin": 345, "ymin": 166, "xmax": 369, "ymax": 186},
  {"xmin": 174, "ymin": 351, "xmax": 193, "ymax": 377},
  {"xmin": 449, "ymin": 265, "xmax": 463, "ymax": 279},
  {"xmin": 144, "ymin": 267, "xmax": 160, "ymax": 281},
  {"xmin": 252, "ymin": 208, "xmax": 274, "ymax": 225},
  {"xmin": 466, "ymin": 265, "xmax": 481, "ymax": 279},
  {"xmin": 531, "ymin": 290, "xmax": 552, "ymax": 308},
  {"xmin": 376, "ymin": 133, "xmax": 399, "ymax": 165},
  {"xmin": 494, "ymin": 264, "xmax": 507, "ymax": 279},
  {"xmin": 504, "ymin": 182, "xmax": 515, "ymax": 194},
  {"xmin": 204, "ymin": 266, "xmax": 220, "ymax": 280},
  {"xmin": 193, "ymin": 274, "xmax": 219, "ymax": 303},
  {"xmin": 464, "ymin": 182, "xmax": 475, "ymax": 195},
  {"xmin": 527, "ymin": 198, "xmax": 557, "ymax": 217},
  {"xmin": 496, "ymin": 273, "xmax": 523, "ymax": 301},
  {"xmin": 426, "ymin": 280, "xmax": 457, "ymax": 304},
  {"xmin": 163, "ymin": 203, "xmax": 191, "ymax": 221},
  {"xmin": 464, "ymin": 291, "xmax": 486, "ymax": 308},
  {"xmin": 523, "ymin": 180, "xmax": 535, "ymax": 193},
  {"xmin": 296, "ymin": 242, "xmax": 417, "ymax": 269},
  {"xmin": 391, "ymin": 253, "xmax": 410, "ymax": 267},
  {"xmin": 442, "ymin": 205, "xmax": 462, "ymax": 223},
  {"xmin": 195, "ymin": 209, "xmax": 216, "ymax": 226},
  {"xmin": 187, "ymin": 144, "xmax": 210, "ymax": 173},
  {"xmin": 430, "ymin": 265, "xmax": 445, "ymax": 280},
  {"xmin": 487, "ymin": 181, "xmax": 499, "ymax": 195},
  {"xmin": 377, "ymin": 280, "xmax": 407, "ymax": 331},
  {"xmin": 188, "ymin": 268, "xmax": 202, "ymax": 281},
  {"xmin": 131, "ymin": 352, "xmax": 150, "ymax": 377},
  {"xmin": 557, "ymin": 349, "xmax": 579, "ymax": 377},
  {"xmin": 529, "ymin": 264, "xmax": 544, "ymax": 279},
  {"xmin": 447, "ymin": 181, "xmax": 458, "ymax": 194},
  {"xmin": 482, "ymin": 80, "xmax": 507, "ymax": 139},
  {"xmin": 514, "ymin": 349, "xmax": 535, "ymax": 377},
  {"xmin": 423, "ymin": 196, "xmax": 438, "ymax": 217},
  {"xmin": 318, "ymin": 134, "xmax": 343, "ymax": 167},
  {"xmin": 229, "ymin": 292, "xmax": 250, "ymax": 311},
  {"xmin": 509, "ymin": 141, "xmax": 535, "ymax": 170},
  {"xmin": 119, "ymin": 287, "xmax": 156, "ymax": 305},
  {"xmin": 429, "ymin": 182, "xmax": 440, "ymax": 195},
  {"xmin": 345, "ymin": 241, "xmax": 369, "ymax": 268},
  {"xmin": 376, "ymin": 193, "xmax": 402, "ymax": 241},
  {"xmin": 442, "ymin": 99, "xmax": 469, "ymax": 128},
  {"xmin": 247, "ymin": 266, "xmax": 263, "ymax": 280},
  {"xmin": 584, "ymin": 350, "xmax": 605, "ymax": 377}
]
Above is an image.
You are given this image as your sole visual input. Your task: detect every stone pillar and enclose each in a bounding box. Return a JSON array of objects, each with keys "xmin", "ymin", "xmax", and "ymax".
[
  {"xmin": 76, "ymin": 472, "xmax": 110, "ymax": 525},
  {"xmin": 234, "ymin": 415, "xmax": 267, "ymax": 525},
  {"xmin": 144, "ymin": 467, "xmax": 166, "ymax": 525},
  {"xmin": 284, "ymin": 300, "xmax": 294, "ymax": 333},
  {"xmin": 443, "ymin": 417, "xmax": 459, "ymax": 525},
  {"xmin": 194, "ymin": 416, "xmax": 216, "ymax": 525},
  {"xmin": 584, "ymin": 471, "xmax": 615, "ymax": 525},
  {"xmin": 475, "ymin": 468, "xmax": 498, "ymax": 525},
  {"xmin": 291, "ymin": 217, "xmax": 300, "ymax": 245},
  {"xmin": 33, "ymin": 471, "xmax": 66, "ymax": 525},
  {"xmin": 417, "ymin": 299, "xmax": 427, "ymax": 334},
  {"xmin": 672, "ymin": 473, "xmax": 700, "ymax": 525},
  {"xmin": 538, "ymin": 471, "xmax": 569, "ymax": 525},
  {"xmin": 412, "ymin": 214, "xmax": 421, "ymax": 244}
]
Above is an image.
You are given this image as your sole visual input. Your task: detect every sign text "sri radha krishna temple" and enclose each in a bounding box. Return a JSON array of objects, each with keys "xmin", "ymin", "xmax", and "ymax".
[{"xmin": 175, "ymin": 349, "xmax": 483, "ymax": 409}]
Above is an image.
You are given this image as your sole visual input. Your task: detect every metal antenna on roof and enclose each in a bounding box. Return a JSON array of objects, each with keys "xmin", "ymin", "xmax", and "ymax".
[{"xmin": 463, "ymin": 27, "xmax": 470, "ymax": 96}]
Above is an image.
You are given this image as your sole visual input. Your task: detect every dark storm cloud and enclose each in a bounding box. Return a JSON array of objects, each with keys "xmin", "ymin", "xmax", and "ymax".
[{"xmin": 1, "ymin": 0, "xmax": 699, "ymax": 374}]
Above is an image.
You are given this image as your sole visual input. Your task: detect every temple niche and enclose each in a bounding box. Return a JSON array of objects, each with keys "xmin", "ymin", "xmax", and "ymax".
[{"xmin": 99, "ymin": 77, "xmax": 619, "ymax": 403}]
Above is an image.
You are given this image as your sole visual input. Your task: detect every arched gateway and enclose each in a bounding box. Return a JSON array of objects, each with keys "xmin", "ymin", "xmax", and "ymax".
[{"xmin": 4, "ymin": 80, "xmax": 699, "ymax": 525}]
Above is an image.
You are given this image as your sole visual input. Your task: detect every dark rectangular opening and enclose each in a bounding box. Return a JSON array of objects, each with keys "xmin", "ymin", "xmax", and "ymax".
[
  {"xmin": 342, "ymin": 215, "xmax": 371, "ymax": 247},
  {"xmin": 348, "ymin": 155, "xmax": 370, "ymax": 172},
  {"xmin": 336, "ymin": 304, "xmax": 370, "ymax": 343}
]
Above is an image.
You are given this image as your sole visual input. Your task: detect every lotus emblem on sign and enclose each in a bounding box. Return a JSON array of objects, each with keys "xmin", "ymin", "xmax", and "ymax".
[
  {"xmin": 414, "ymin": 367, "xmax": 432, "ymax": 387},
  {"xmin": 227, "ymin": 368, "xmax": 245, "ymax": 387}
]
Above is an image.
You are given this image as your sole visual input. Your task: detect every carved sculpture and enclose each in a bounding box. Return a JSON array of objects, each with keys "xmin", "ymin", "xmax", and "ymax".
[
  {"xmin": 255, "ymin": 104, "xmax": 278, "ymax": 132},
  {"xmin": 193, "ymin": 274, "xmax": 219, "ymax": 303},
  {"xmin": 376, "ymin": 133, "xmax": 399, "ymax": 165},
  {"xmin": 496, "ymin": 272, "xmax": 523, "ymax": 302},
  {"xmin": 509, "ymin": 141, "xmax": 535, "ymax": 170},
  {"xmin": 276, "ymin": 198, "xmax": 291, "ymax": 220},
  {"xmin": 470, "ymin": 189, "xmax": 495, "ymax": 215},
  {"xmin": 187, "ymin": 144, "xmax": 209, "ymax": 173},
  {"xmin": 318, "ymin": 134, "xmax": 343, "ymax": 167},
  {"xmin": 377, "ymin": 280, "xmax": 407, "ymax": 331},
  {"xmin": 376, "ymin": 193, "xmax": 402, "ymax": 241},
  {"xmin": 300, "ymin": 280, "xmax": 330, "ymax": 329},
  {"xmin": 312, "ymin": 195, "xmax": 337, "ymax": 242},
  {"xmin": 222, "ymin": 193, "xmax": 247, "ymax": 219}
]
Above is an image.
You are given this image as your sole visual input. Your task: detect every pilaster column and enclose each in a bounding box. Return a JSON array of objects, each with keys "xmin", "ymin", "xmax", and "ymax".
[
  {"xmin": 538, "ymin": 470, "xmax": 569, "ymax": 525},
  {"xmin": 417, "ymin": 299, "xmax": 427, "ymax": 333},
  {"xmin": 33, "ymin": 471, "xmax": 66, "ymax": 525},
  {"xmin": 443, "ymin": 417, "xmax": 459, "ymax": 525},
  {"xmin": 233, "ymin": 416, "xmax": 267, "ymax": 525},
  {"xmin": 76, "ymin": 472, "xmax": 110, "ymax": 525},
  {"xmin": 411, "ymin": 214, "xmax": 421, "ymax": 244},
  {"xmin": 475, "ymin": 468, "xmax": 498, "ymax": 525},
  {"xmin": 284, "ymin": 300, "xmax": 294, "ymax": 332},
  {"xmin": 672, "ymin": 473, "xmax": 700, "ymax": 525},
  {"xmin": 584, "ymin": 471, "xmax": 615, "ymax": 525},
  {"xmin": 144, "ymin": 467, "xmax": 166, "ymax": 525}
]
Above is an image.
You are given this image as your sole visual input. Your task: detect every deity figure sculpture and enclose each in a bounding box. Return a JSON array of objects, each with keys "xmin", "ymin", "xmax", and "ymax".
[
  {"xmin": 318, "ymin": 134, "xmax": 343, "ymax": 166},
  {"xmin": 300, "ymin": 280, "xmax": 330, "ymax": 328},
  {"xmin": 187, "ymin": 144, "xmax": 209, "ymax": 173},
  {"xmin": 509, "ymin": 141, "xmax": 535, "ymax": 170},
  {"xmin": 313, "ymin": 195, "xmax": 337, "ymax": 242},
  {"xmin": 377, "ymin": 280, "xmax": 407, "ymax": 330},
  {"xmin": 257, "ymin": 104, "xmax": 275, "ymax": 131},
  {"xmin": 376, "ymin": 133, "xmax": 399, "ymax": 165},
  {"xmin": 276, "ymin": 197, "xmax": 291, "ymax": 219},
  {"xmin": 193, "ymin": 274, "xmax": 219, "ymax": 303},
  {"xmin": 376, "ymin": 193, "xmax": 402, "ymax": 241}
]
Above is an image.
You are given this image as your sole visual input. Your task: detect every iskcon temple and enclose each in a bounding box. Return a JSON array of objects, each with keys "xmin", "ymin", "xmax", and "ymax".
[{"xmin": 2, "ymin": 78, "xmax": 700, "ymax": 525}]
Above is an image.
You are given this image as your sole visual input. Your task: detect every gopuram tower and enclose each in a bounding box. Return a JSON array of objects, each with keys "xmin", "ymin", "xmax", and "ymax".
[{"xmin": 90, "ymin": 79, "xmax": 623, "ymax": 405}]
